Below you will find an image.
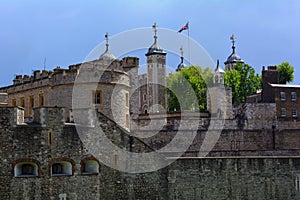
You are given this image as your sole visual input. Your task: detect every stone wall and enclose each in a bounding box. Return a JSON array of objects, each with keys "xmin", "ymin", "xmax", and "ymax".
[
  {"xmin": 167, "ymin": 157, "xmax": 300, "ymax": 200},
  {"xmin": 0, "ymin": 107, "xmax": 161, "ymax": 199},
  {"xmin": 2, "ymin": 107, "xmax": 300, "ymax": 199}
]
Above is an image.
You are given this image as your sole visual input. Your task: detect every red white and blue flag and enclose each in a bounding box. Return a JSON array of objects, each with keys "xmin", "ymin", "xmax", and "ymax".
[{"xmin": 178, "ymin": 22, "xmax": 189, "ymax": 33}]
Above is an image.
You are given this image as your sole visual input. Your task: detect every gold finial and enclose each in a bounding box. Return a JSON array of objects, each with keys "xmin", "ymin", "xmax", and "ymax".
[{"xmin": 230, "ymin": 34, "xmax": 235, "ymax": 42}]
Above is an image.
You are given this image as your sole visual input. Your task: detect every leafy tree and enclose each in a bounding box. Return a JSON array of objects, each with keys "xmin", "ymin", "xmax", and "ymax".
[
  {"xmin": 167, "ymin": 66, "xmax": 212, "ymax": 111},
  {"xmin": 277, "ymin": 61, "xmax": 294, "ymax": 84},
  {"xmin": 224, "ymin": 63, "xmax": 261, "ymax": 104}
]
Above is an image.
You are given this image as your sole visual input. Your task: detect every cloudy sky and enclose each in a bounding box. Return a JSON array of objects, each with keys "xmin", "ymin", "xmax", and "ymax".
[{"xmin": 0, "ymin": 0, "xmax": 299, "ymax": 86}]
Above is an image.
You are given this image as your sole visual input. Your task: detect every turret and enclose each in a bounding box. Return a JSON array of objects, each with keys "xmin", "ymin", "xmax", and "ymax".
[{"xmin": 145, "ymin": 22, "xmax": 167, "ymax": 113}]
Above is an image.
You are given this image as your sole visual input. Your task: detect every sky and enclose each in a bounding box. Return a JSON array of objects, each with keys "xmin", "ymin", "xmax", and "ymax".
[{"xmin": 0, "ymin": 0, "xmax": 299, "ymax": 87}]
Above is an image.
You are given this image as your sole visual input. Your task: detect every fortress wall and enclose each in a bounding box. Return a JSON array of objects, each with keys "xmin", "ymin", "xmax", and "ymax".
[
  {"xmin": 166, "ymin": 157, "xmax": 300, "ymax": 199},
  {"xmin": 1, "ymin": 107, "xmax": 300, "ymax": 199}
]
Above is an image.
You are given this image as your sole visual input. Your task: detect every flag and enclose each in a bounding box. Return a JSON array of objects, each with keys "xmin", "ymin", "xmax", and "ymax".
[{"xmin": 178, "ymin": 22, "xmax": 189, "ymax": 33}]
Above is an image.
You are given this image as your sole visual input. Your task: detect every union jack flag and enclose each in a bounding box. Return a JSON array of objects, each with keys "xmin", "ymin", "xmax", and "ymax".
[{"xmin": 178, "ymin": 22, "xmax": 189, "ymax": 33}]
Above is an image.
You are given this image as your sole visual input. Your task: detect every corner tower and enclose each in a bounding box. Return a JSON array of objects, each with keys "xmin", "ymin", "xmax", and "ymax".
[
  {"xmin": 207, "ymin": 60, "xmax": 233, "ymax": 119},
  {"xmin": 146, "ymin": 23, "xmax": 167, "ymax": 113}
]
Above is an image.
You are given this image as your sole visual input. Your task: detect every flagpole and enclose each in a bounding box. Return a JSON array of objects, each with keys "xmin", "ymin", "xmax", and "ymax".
[{"xmin": 188, "ymin": 22, "xmax": 191, "ymax": 65}]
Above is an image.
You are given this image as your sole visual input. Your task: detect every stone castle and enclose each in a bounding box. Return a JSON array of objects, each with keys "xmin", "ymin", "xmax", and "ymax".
[{"xmin": 1, "ymin": 24, "xmax": 300, "ymax": 199}]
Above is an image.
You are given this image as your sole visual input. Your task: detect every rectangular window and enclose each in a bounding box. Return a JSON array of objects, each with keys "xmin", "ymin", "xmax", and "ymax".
[
  {"xmin": 125, "ymin": 92, "xmax": 129, "ymax": 107},
  {"xmin": 29, "ymin": 95, "xmax": 34, "ymax": 115},
  {"xmin": 125, "ymin": 114, "xmax": 130, "ymax": 128},
  {"xmin": 292, "ymin": 92, "xmax": 297, "ymax": 101},
  {"xmin": 39, "ymin": 94, "xmax": 44, "ymax": 107},
  {"xmin": 20, "ymin": 97, "xmax": 25, "ymax": 108},
  {"xmin": 143, "ymin": 94, "xmax": 147, "ymax": 101},
  {"xmin": 281, "ymin": 108, "xmax": 286, "ymax": 117},
  {"xmin": 12, "ymin": 99, "xmax": 17, "ymax": 107},
  {"xmin": 92, "ymin": 90, "xmax": 102, "ymax": 105},
  {"xmin": 48, "ymin": 131, "xmax": 53, "ymax": 145},
  {"xmin": 296, "ymin": 175, "xmax": 300, "ymax": 190},
  {"xmin": 292, "ymin": 108, "xmax": 298, "ymax": 118},
  {"xmin": 280, "ymin": 92, "xmax": 286, "ymax": 101}
]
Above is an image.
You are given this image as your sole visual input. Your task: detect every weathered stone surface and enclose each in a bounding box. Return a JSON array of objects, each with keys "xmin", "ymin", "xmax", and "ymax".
[{"xmin": 1, "ymin": 107, "xmax": 300, "ymax": 199}]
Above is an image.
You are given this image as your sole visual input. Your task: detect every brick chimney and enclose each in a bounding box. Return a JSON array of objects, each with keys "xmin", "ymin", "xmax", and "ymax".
[{"xmin": 261, "ymin": 66, "xmax": 278, "ymax": 103}]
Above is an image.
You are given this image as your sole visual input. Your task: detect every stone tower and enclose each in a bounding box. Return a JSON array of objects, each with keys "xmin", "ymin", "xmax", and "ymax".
[
  {"xmin": 207, "ymin": 60, "xmax": 233, "ymax": 119},
  {"xmin": 224, "ymin": 34, "xmax": 244, "ymax": 70},
  {"xmin": 145, "ymin": 23, "xmax": 167, "ymax": 113},
  {"xmin": 122, "ymin": 56, "xmax": 139, "ymax": 118}
]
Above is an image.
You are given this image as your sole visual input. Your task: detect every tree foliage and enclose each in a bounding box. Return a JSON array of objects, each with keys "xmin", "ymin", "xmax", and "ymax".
[
  {"xmin": 277, "ymin": 61, "xmax": 294, "ymax": 84},
  {"xmin": 167, "ymin": 66, "xmax": 213, "ymax": 111},
  {"xmin": 224, "ymin": 63, "xmax": 261, "ymax": 104}
]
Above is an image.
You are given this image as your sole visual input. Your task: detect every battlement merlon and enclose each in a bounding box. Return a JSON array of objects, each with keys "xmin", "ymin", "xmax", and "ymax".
[
  {"xmin": 0, "ymin": 106, "xmax": 68, "ymax": 127},
  {"xmin": 121, "ymin": 57, "xmax": 139, "ymax": 69},
  {"xmin": 2, "ymin": 57, "xmax": 139, "ymax": 89}
]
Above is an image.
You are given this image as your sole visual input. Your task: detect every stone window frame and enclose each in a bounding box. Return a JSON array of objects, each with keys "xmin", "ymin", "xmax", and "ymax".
[
  {"xmin": 29, "ymin": 95, "xmax": 34, "ymax": 116},
  {"xmin": 291, "ymin": 92, "xmax": 297, "ymax": 101},
  {"xmin": 125, "ymin": 113, "xmax": 130, "ymax": 128},
  {"xmin": 48, "ymin": 130, "xmax": 53, "ymax": 145},
  {"xmin": 39, "ymin": 93, "xmax": 44, "ymax": 107},
  {"xmin": 125, "ymin": 92, "xmax": 129, "ymax": 107},
  {"xmin": 12, "ymin": 98, "xmax": 17, "ymax": 107},
  {"xmin": 292, "ymin": 108, "xmax": 298, "ymax": 118},
  {"xmin": 280, "ymin": 92, "xmax": 286, "ymax": 101},
  {"xmin": 281, "ymin": 108, "xmax": 286, "ymax": 117},
  {"xmin": 80, "ymin": 157, "xmax": 100, "ymax": 175},
  {"xmin": 20, "ymin": 96, "xmax": 25, "ymax": 108},
  {"xmin": 92, "ymin": 89, "xmax": 103, "ymax": 105},
  {"xmin": 49, "ymin": 158, "xmax": 74, "ymax": 177},
  {"xmin": 13, "ymin": 158, "xmax": 41, "ymax": 178}
]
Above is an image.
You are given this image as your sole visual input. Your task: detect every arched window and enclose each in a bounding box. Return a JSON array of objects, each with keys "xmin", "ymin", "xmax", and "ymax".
[
  {"xmin": 81, "ymin": 158, "xmax": 100, "ymax": 175},
  {"xmin": 52, "ymin": 163, "xmax": 63, "ymax": 175},
  {"xmin": 51, "ymin": 161, "xmax": 73, "ymax": 176},
  {"xmin": 22, "ymin": 164, "xmax": 34, "ymax": 175},
  {"xmin": 14, "ymin": 161, "xmax": 39, "ymax": 177}
]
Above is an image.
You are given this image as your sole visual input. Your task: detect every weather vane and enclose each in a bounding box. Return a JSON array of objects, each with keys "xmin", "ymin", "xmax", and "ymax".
[
  {"xmin": 230, "ymin": 34, "xmax": 235, "ymax": 46},
  {"xmin": 105, "ymin": 32, "xmax": 109, "ymax": 50},
  {"xmin": 152, "ymin": 22, "xmax": 157, "ymax": 36},
  {"xmin": 105, "ymin": 32, "xmax": 109, "ymax": 44}
]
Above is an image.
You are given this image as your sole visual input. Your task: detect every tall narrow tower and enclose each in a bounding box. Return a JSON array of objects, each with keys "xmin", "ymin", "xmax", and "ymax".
[
  {"xmin": 146, "ymin": 23, "xmax": 167, "ymax": 113},
  {"xmin": 207, "ymin": 60, "xmax": 233, "ymax": 119}
]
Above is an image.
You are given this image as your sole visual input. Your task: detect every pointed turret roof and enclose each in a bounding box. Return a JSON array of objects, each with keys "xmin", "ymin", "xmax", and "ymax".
[
  {"xmin": 99, "ymin": 32, "xmax": 116, "ymax": 60},
  {"xmin": 146, "ymin": 22, "xmax": 166, "ymax": 56},
  {"xmin": 224, "ymin": 34, "xmax": 244, "ymax": 65}
]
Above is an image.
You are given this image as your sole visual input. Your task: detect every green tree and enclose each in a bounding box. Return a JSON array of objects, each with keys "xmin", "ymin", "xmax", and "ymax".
[
  {"xmin": 224, "ymin": 63, "xmax": 261, "ymax": 104},
  {"xmin": 167, "ymin": 66, "xmax": 212, "ymax": 111},
  {"xmin": 277, "ymin": 61, "xmax": 294, "ymax": 84}
]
